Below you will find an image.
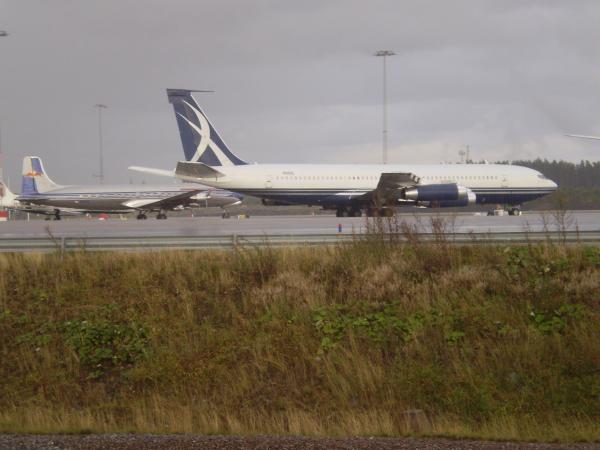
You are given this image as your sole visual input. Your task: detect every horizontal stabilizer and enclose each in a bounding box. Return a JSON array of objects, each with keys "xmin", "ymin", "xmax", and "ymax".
[
  {"xmin": 128, "ymin": 166, "xmax": 176, "ymax": 178},
  {"xmin": 175, "ymin": 161, "xmax": 225, "ymax": 181},
  {"xmin": 565, "ymin": 134, "xmax": 600, "ymax": 141}
]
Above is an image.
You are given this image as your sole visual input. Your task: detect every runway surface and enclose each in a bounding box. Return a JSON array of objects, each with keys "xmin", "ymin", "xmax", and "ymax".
[{"xmin": 0, "ymin": 211, "xmax": 597, "ymax": 239}]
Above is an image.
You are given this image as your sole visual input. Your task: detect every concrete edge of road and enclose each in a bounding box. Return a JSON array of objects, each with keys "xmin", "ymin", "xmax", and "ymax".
[{"xmin": 0, "ymin": 230, "xmax": 598, "ymax": 252}]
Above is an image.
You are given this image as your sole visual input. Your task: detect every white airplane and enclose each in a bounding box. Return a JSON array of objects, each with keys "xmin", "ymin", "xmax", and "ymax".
[
  {"xmin": 17, "ymin": 156, "xmax": 242, "ymax": 220},
  {"xmin": 130, "ymin": 89, "xmax": 558, "ymax": 217}
]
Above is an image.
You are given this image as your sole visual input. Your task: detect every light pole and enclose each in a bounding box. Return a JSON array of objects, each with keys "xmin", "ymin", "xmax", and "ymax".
[
  {"xmin": 375, "ymin": 50, "xmax": 395, "ymax": 164},
  {"xmin": 0, "ymin": 32, "xmax": 7, "ymax": 186},
  {"xmin": 93, "ymin": 104, "xmax": 107, "ymax": 184}
]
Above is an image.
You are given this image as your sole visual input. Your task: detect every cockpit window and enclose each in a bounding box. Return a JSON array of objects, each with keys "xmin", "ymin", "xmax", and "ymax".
[{"xmin": 537, "ymin": 174, "xmax": 547, "ymax": 179}]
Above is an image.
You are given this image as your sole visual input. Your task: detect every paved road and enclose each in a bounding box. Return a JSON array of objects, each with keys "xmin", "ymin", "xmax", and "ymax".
[
  {"xmin": 0, "ymin": 211, "xmax": 597, "ymax": 239},
  {"xmin": 0, "ymin": 434, "xmax": 596, "ymax": 450}
]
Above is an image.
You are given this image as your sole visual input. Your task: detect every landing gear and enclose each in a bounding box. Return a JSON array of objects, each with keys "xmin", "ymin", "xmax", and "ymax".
[
  {"xmin": 52, "ymin": 209, "xmax": 61, "ymax": 221},
  {"xmin": 136, "ymin": 213, "xmax": 148, "ymax": 220},
  {"xmin": 487, "ymin": 206, "xmax": 522, "ymax": 216},
  {"xmin": 508, "ymin": 207, "xmax": 522, "ymax": 216},
  {"xmin": 156, "ymin": 213, "xmax": 167, "ymax": 220},
  {"xmin": 222, "ymin": 212, "xmax": 231, "ymax": 219}
]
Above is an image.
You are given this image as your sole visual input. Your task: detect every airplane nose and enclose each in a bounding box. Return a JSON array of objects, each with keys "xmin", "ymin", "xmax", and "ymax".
[{"xmin": 549, "ymin": 180, "xmax": 558, "ymax": 190}]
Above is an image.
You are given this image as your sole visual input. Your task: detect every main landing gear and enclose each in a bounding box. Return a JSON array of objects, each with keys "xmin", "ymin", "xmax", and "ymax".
[
  {"xmin": 136, "ymin": 210, "xmax": 166, "ymax": 220},
  {"xmin": 335, "ymin": 206, "xmax": 395, "ymax": 217},
  {"xmin": 335, "ymin": 207, "xmax": 362, "ymax": 217},
  {"xmin": 486, "ymin": 206, "xmax": 522, "ymax": 216},
  {"xmin": 508, "ymin": 207, "xmax": 522, "ymax": 216},
  {"xmin": 44, "ymin": 209, "xmax": 62, "ymax": 221}
]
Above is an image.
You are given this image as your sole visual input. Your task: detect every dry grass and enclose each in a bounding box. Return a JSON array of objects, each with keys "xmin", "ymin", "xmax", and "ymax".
[{"xmin": 0, "ymin": 238, "xmax": 599, "ymax": 442}]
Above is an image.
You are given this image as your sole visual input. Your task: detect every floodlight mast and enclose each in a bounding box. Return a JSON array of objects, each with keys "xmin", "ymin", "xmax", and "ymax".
[
  {"xmin": 375, "ymin": 50, "xmax": 395, "ymax": 164},
  {"xmin": 93, "ymin": 104, "xmax": 107, "ymax": 184}
]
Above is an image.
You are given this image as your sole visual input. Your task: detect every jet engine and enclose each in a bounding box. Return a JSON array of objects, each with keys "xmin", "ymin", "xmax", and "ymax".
[{"xmin": 403, "ymin": 183, "xmax": 476, "ymax": 206}]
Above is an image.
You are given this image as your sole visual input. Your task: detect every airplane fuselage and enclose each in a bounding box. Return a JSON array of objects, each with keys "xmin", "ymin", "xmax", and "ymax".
[{"xmin": 189, "ymin": 163, "xmax": 557, "ymax": 208}]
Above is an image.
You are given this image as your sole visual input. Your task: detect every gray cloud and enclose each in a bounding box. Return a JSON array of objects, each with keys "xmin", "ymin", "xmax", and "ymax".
[{"xmin": 1, "ymin": 0, "xmax": 599, "ymax": 186}]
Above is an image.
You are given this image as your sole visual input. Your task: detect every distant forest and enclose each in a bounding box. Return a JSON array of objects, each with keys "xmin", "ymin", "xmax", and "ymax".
[
  {"xmin": 506, "ymin": 159, "xmax": 600, "ymax": 189},
  {"xmin": 499, "ymin": 159, "xmax": 600, "ymax": 209}
]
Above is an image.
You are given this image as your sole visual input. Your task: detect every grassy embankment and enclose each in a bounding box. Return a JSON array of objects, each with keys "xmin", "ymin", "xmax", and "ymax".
[{"xmin": 0, "ymin": 225, "xmax": 599, "ymax": 442}]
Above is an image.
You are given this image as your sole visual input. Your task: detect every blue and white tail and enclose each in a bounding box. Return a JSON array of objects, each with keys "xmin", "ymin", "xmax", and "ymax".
[
  {"xmin": 21, "ymin": 156, "xmax": 62, "ymax": 195},
  {"xmin": 167, "ymin": 89, "xmax": 247, "ymax": 166}
]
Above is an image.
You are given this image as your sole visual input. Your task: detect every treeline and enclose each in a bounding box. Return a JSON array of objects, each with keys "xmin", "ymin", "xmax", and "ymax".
[
  {"xmin": 501, "ymin": 159, "xmax": 600, "ymax": 189},
  {"xmin": 493, "ymin": 159, "xmax": 600, "ymax": 209}
]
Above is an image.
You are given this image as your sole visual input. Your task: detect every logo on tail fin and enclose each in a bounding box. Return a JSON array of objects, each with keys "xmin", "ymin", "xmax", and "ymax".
[
  {"xmin": 167, "ymin": 89, "xmax": 247, "ymax": 166},
  {"xmin": 21, "ymin": 156, "xmax": 60, "ymax": 195}
]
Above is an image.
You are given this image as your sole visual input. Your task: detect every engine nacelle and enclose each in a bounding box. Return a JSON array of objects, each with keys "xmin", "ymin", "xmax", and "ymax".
[
  {"xmin": 436, "ymin": 189, "xmax": 477, "ymax": 207},
  {"xmin": 404, "ymin": 183, "xmax": 476, "ymax": 206}
]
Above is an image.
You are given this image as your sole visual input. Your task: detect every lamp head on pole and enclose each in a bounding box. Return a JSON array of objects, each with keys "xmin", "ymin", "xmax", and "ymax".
[{"xmin": 375, "ymin": 50, "xmax": 395, "ymax": 57}]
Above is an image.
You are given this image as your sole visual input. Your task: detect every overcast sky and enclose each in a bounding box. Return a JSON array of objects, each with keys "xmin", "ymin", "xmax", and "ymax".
[{"xmin": 1, "ymin": 0, "xmax": 600, "ymax": 186}]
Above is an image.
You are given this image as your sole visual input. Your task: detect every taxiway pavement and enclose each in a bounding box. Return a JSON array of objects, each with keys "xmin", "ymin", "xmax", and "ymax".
[{"xmin": 0, "ymin": 211, "xmax": 597, "ymax": 239}]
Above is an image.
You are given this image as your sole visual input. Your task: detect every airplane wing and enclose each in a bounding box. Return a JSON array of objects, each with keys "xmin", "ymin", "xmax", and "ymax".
[
  {"xmin": 121, "ymin": 189, "xmax": 206, "ymax": 210},
  {"xmin": 360, "ymin": 172, "xmax": 421, "ymax": 203},
  {"xmin": 376, "ymin": 172, "xmax": 421, "ymax": 191}
]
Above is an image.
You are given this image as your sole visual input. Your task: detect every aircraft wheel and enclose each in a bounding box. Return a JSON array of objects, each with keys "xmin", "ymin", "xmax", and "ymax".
[
  {"xmin": 222, "ymin": 212, "xmax": 231, "ymax": 219},
  {"xmin": 156, "ymin": 213, "xmax": 167, "ymax": 220}
]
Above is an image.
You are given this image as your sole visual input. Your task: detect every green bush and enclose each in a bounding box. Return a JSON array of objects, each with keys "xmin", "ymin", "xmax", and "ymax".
[{"xmin": 62, "ymin": 319, "xmax": 148, "ymax": 379}]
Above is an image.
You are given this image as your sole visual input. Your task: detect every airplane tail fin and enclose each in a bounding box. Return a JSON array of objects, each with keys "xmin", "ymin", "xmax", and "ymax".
[
  {"xmin": 166, "ymin": 88, "xmax": 247, "ymax": 167},
  {"xmin": 0, "ymin": 180, "xmax": 17, "ymax": 208},
  {"xmin": 21, "ymin": 156, "xmax": 61, "ymax": 195}
]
